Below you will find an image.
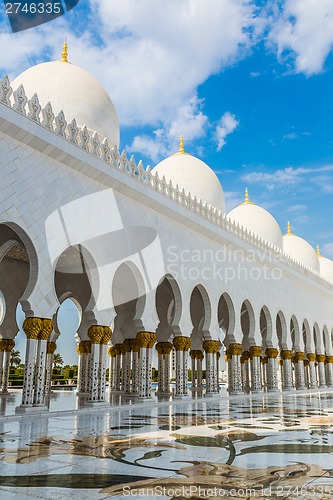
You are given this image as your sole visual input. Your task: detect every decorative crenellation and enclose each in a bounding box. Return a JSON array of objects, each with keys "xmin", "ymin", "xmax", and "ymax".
[{"xmin": 0, "ymin": 75, "xmax": 331, "ymax": 288}]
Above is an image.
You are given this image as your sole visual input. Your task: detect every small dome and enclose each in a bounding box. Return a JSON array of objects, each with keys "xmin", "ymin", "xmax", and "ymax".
[
  {"xmin": 11, "ymin": 43, "xmax": 119, "ymax": 147},
  {"xmin": 317, "ymin": 247, "xmax": 333, "ymax": 283},
  {"xmin": 227, "ymin": 189, "xmax": 283, "ymax": 248},
  {"xmin": 152, "ymin": 137, "xmax": 225, "ymax": 212},
  {"xmin": 283, "ymin": 223, "xmax": 319, "ymax": 272}
]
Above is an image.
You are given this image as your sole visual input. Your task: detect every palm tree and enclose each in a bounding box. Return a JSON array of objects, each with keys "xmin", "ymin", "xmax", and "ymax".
[
  {"xmin": 53, "ymin": 353, "xmax": 64, "ymax": 369},
  {"xmin": 10, "ymin": 349, "xmax": 21, "ymax": 367}
]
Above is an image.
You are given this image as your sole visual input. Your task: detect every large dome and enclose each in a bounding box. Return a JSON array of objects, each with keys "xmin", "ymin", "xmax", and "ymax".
[
  {"xmin": 317, "ymin": 247, "xmax": 333, "ymax": 283},
  {"xmin": 11, "ymin": 44, "xmax": 120, "ymax": 148},
  {"xmin": 283, "ymin": 223, "xmax": 319, "ymax": 272},
  {"xmin": 152, "ymin": 138, "xmax": 225, "ymax": 212},
  {"xmin": 227, "ymin": 189, "xmax": 283, "ymax": 248}
]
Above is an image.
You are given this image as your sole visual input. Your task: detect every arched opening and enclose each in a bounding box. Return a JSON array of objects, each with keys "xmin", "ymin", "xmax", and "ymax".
[
  {"xmin": 302, "ymin": 320, "xmax": 312, "ymax": 353},
  {"xmin": 276, "ymin": 311, "xmax": 287, "ymax": 350},
  {"xmin": 260, "ymin": 306, "xmax": 273, "ymax": 349},
  {"xmin": 218, "ymin": 293, "xmax": 235, "ymax": 345},
  {"xmin": 241, "ymin": 300, "xmax": 255, "ymax": 349},
  {"xmin": 290, "ymin": 315, "xmax": 302, "ymax": 352},
  {"xmin": 155, "ymin": 274, "xmax": 182, "ymax": 340},
  {"xmin": 190, "ymin": 285, "xmax": 211, "ymax": 349}
]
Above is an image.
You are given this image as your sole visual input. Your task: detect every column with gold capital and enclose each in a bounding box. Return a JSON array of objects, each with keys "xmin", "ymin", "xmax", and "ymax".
[
  {"xmin": 173, "ymin": 336, "xmax": 190, "ymax": 397},
  {"xmin": 98, "ymin": 327, "xmax": 112, "ymax": 401},
  {"xmin": 197, "ymin": 351, "xmax": 204, "ymax": 389},
  {"xmin": 249, "ymin": 346, "xmax": 262, "ymax": 393},
  {"xmin": 107, "ymin": 346, "xmax": 116, "ymax": 393},
  {"xmin": 182, "ymin": 337, "xmax": 191, "ymax": 395},
  {"xmin": 156, "ymin": 343, "xmax": 166, "ymax": 394},
  {"xmin": 325, "ymin": 356, "xmax": 333, "ymax": 387},
  {"xmin": 307, "ymin": 353, "xmax": 317, "ymax": 388},
  {"xmin": 45, "ymin": 341, "xmax": 57, "ymax": 401},
  {"xmin": 316, "ymin": 354, "xmax": 327, "ymax": 388},
  {"xmin": 228, "ymin": 343, "xmax": 243, "ymax": 394},
  {"xmin": 136, "ymin": 332, "xmax": 151, "ymax": 398},
  {"xmin": 122, "ymin": 339, "xmax": 132, "ymax": 395},
  {"xmin": 34, "ymin": 319, "xmax": 53, "ymax": 406},
  {"xmin": 0, "ymin": 340, "xmax": 6, "ymax": 391},
  {"xmin": 2, "ymin": 340, "xmax": 15, "ymax": 394},
  {"xmin": 241, "ymin": 351, "xmax": 250, "ymax": 393},
  {"xmin": 146, "ymin": 333, "xmax": 156, "ymax": 398},
  {"xmin": 293, "ymin": 352, "xmax": 306, "ymax": 390},
  {"xmin": 190, "ymin": 350, "xmax": 198, "ymax": 390},
  {"xmin": 19, "ymin": 318, "xmax": 43, "ymax": 408},
  {"xmin": 203, "ymin": 340, "xmax": 218, "ymax": 396},
  {"xmin": 114, "ymin": 344, "xmax": 123, "ymax": 392},
  {"xmin": 87, "ymin": 326, "xmax": 105, "ymax": 403},
  {"xmin": 76, "ymin": 341, "xmax": 87, "ymax": 394},
  {"xmin": 265, "ymin": 348, "xmax": 279, "ymax": 391},
  {"xmin": 280, "ymin": 350, "xmax": 294, "ymax": 391},
  {"xmin": 131, "ymin": 340, "xmax": 140, "ymax": 394}
]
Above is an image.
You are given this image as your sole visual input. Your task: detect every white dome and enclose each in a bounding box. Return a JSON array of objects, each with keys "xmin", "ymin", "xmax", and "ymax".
[
  {"xmin": 283, "ymin": 231, "xmax": 319, "ymax": 272},
  {"xmin": 11, "ymin": 55, "xmax": 119, "ymax": 148},
  {"xmin": 319, "ymin": 255, "xmax": 333, "ymax": 283},
  {"xmin": 152, "ymin": 143, "xmax": 225, "ymax": 212},
  {"xmin": 227, "ymin": 193, "xmax": 283, "ymax": 248}
]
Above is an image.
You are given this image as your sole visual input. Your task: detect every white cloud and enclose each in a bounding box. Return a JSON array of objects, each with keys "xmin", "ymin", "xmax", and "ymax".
[
  {"xmin": 322, "ymin": 242, "xmax": 333, "ymax": 259},
  {"xmin": 268, "ymin": 0, "xmax": 333, "ymax": 75},
  {"xmin": 288, "ymin": 204, "xmax": 307, "ymax": 212},
  {"xmin": 214, "ymin": 112, "xmax": 239, "ymax": 151}
]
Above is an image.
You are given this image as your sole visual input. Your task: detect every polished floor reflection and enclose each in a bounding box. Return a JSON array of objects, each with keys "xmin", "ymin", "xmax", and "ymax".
[{"xmin": 1, "ymin": 391, "xmax": 333, "ymax": 498}]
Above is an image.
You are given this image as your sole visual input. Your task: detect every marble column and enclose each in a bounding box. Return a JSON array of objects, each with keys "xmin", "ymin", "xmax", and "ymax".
[
  {"xmin": 304, "ymin": 359, "xmax": 310, "ymax": 388},
  {"xmin": 325, "ymin": 356, "xmax": 333, "ymax": 387},
  {"xmin": 87, "ymin": 325, "xmax": 105, "ymax": 404},
  {"xmin": 114, "ymin": 344, "xmax": 123, "ymax": 392},
  {"xmin": 203, "ymin": 340, "xmax": 219, "ymax": 396},
  {"xmin": 307, "ymin": 353, "xmax": 317, "ymax": 389},
  {"xmin": 17, "ymin": 318, "xmax": 43, "ymax": 411},
  {"xmin": 316, "ymin": 354, "xmax": 327, "ymax": 388},
  {"xmin": 1, "ymin": 340, "xmax": 15, "ymax": 394},
  {"xmin": 0, "ymin": 340, "xmax": 6, "ymax": 391},
  {"xmin": 157, "ymin": 342, "xmax": 173, "ymax": 395},
  {"xmin": 98, "ymin": 327, "xmax": 112, "ymax": 402},
  {"xmin": 131, "ymin": 340, "xmax": 139, "ymax": 394},
  {"xmin": 249, "ymin": 346, "xmax": 262, "ymax": 392},
  {"xmin": 261, "ymin": 357, "xmax": 267, "ymax": 389},
  {"xmin": 228, "ymin": 343, "xmax": 243, "ymax": 394},
  {"xmin": 107, "ymin": 346, "xmax": 116, "ymax": 393},
  {"xmin": 190, "ymin": 350, "xmax": 197, "ymax": 390},
  {"xmin": 197, "ymin": 352, "xmax": 203, "ymax": 389},
  {"xmin": 33, "ymin": 319, "xmax": 53, "ymax": 406},
  {"xmin": 76, "ymin": 341, "xmax": 88, "ymax": 394},
  {"xmin": 136, "ymin": 332, "xmax": 153, "ymax": 399},
  {"xmin": 265, "ymin": 348, "xmax": 279, "ymax": 391},
  {"xmin": 146, "ymin": 333, "xmax": 156, "ymax": 398},
  {"xmin": 44, "ymin": 341, "xmax": 57, "ymax": 401},
  {"xmin": 216, "ymin": 352, "xmax": 221, "ymax": 392},
  {"xmin": 293, "ymin": 352, "xmax": 306, "ymax": 390},
  {"xmin": 122, "ymin": 339, "xmax": 132, "ymax": 395},
  {"xmin": 280, "ymin": 350, "xmax": 294, "ymax": 391},
  {"xmin": 173, "ymin": 336, "xmax": 191, "ymax": 397}
]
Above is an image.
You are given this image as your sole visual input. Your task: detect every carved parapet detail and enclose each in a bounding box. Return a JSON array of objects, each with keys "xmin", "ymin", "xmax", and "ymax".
[
  {"xmin": 307, "ymin": 353, "xmax": 316, "ymax": 362},
  {"xmin": 265, "ymin": 348, "xmax": 278, "ymax": 359},
  {"xmin": 88, "ymin": 325, "xmax": 105, "ymax": 344},
  {"xmin": 23, "ymin": 317, "xmax": 43, "ymax": 339},
  {"xmin": 47, "ymin": 342, "xmax": 57, "ymax": 355},
  {"xmin": 280, "ymin": 349, "xmax": 293, "ymax": 360},
  {"xmin": 249, "ymin": 346, "xmax": 262, "ymax": 358}
]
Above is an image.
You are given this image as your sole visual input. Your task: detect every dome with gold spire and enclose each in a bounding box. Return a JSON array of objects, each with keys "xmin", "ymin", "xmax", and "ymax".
[
  {"xmin": 283, "ymin": 222, "xmax": 319, "ymax": 272},
  {"xmin": 227, "ymin": 188, "xmax": 283, "ymax": 248},
  {"xmin": 11, "ymin": 43, "xmax": 119, "ymax": 147},
  {"xmin": 152, "ymin": 137, "xmax": 225, "ymax": 212},
  {"xmin": 317, "ymin": 245, "xmax": 333, "ymax": 283}
]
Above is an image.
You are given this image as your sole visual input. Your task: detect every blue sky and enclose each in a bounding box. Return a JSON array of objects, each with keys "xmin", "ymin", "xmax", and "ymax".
[{"xmin": 2, "ymin": 1, "xmax": 333, "ymax": 362}]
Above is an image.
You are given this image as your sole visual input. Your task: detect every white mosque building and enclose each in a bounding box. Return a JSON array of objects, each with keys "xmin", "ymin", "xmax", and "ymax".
[{"xmin": 0, "ymin": 44, "xmax": 333, "ymax": 413}]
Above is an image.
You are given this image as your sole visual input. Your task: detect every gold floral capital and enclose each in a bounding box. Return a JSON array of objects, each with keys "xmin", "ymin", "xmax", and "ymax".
[
  {"xmin": 294, "ymin": 352, "xmax": 305, "ymax": 362},
  {"xmin": 326, "ymin": 356, "xmax": 333, "ymax": 364},
  {"xmin": 316, "ymin": 354, "xmax": 326, "ymax": 363},
  {"xmin": 147, "ymin": 332, "xmax": 157, "ymax": 349},
  {"xmin": 280, "ymin": 349, "xmax": 293, "ymax": 360},
  {"xmin": 265, "ymin": 348, "xmax": 278, "ymax": 359},
  {"xmin": 307, "ymin": 353, "xmax": 316, "ymax": 362},
  {"xmin": 47, "ymin": 342, "xmax": 57, "ymax": 355},
  {"xmin": 38, "ymin": 319, "xmax": 53, "ymax": 341},
  {"xmin": 101, "ymin": 326, "xmax": 112, "ymax": 345},
  {"xmin": 203, "ymin": 340, "xmax": 219, "ymax": 354},
  {"xmin": 4, "ymin": 339, "xmax": 15, "ymax": 352},
  {"xmin": 228, "ymin": 343, "xmax": 243, "ymax": 356},
  {"xmin": 88, "ymin": 325, "xmax": 105, "ymax": 344},
  {"xmin": 249, "ymin": 346, "xmax": 262, "ymax": 358},
  {"xmin": 173, "ymin": 336, "xmax": 191, "ymax": 351},
  {"xmin": 261, "ymin": 356, "xmax": 268, "ymax": 365},
  {"xmin": 23, "ymin": 317, "xmax": 43, "ymax": 339},
  {"xmin": 0, "ymin": 339, "xmax": 6, "ymax": 352},
  {"xmin": 136, "ymin": 332, "xmax": 151, "ymax": 348}
]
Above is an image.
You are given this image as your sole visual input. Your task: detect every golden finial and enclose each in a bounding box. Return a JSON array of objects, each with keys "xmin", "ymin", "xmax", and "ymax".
[
  {"xmin": 61, "ymin": 41, "xmax": 69, "ymax": 63},
  {"xmin": 241, "ymin": 187, "xmax": 255, "ymax": 205},
  {"xmin": 316, "ymin": 245, "xmax": 321, "ymax": 257},
  {"xmin": 179, "ymin": 135, "xmax": 185, "ymax": 154},
  {"xmin": 286, "ymin": 221, "xmax": 295, "ymax": 236}
]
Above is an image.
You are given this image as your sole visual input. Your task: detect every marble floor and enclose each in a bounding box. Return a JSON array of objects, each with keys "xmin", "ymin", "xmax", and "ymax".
[{"xmin": 0, "ymin": 390, "xmax": 333, "ymax": 499}]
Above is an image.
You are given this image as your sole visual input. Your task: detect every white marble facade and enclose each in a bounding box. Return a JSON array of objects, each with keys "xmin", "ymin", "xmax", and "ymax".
[{"xmin": 0, "ymin": 47, "xmax": 333, "ymax": 413}]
